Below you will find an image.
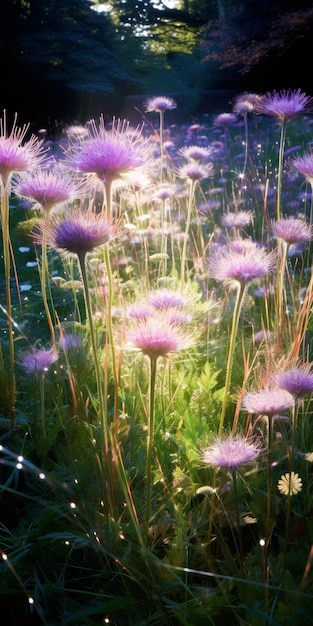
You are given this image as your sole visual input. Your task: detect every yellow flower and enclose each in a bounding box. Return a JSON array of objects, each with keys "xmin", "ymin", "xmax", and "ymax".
[{"xmin": 277, "ymin": 472, "xmax": 302, "ymax": 496}]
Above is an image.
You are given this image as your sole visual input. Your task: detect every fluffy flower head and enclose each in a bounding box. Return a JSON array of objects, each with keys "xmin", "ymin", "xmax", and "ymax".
[
  {"xmin": 209, "ymin": 240, "xmax": 276, "ymax": 285},
  {"xmin": 46, "ymin": 212, "xmax": 115, "ymax": 259},
  {"xmin": 289, "ymin": 152, "xmax": 313, "ymax": 185},
  {"xmin": 271, "ymin": 216, "xmax": 313, "ymax": 246},
  {"xmin": 179, "ymin": 145, "xmax": 213, "ymax": 161},
  {"xmin": 128, "ymin": 314, "xmax": 192, "ymax": 360},
  {"xmin": 144, "ymin": 96, "xmax": 177, "ymax": 113},
  {"xmin": 202, "ymin": 435, "xmax": 259, "ymax": 471},
  {"xmin": 243, "ymin": 386, "xmax": 294, "ymax": 415},
  {"xmin": 253, "ymin": 89, "xmax": 313, "ymax": 121},
  {"xmin": 20, "ymin": 346, "xmax": 58, "ymax": 375},
  {"xmin": 148, "ymin": 289, "xmax": 186, "ymax": 309},
  {"xmin": 14, "ymin": 168, "xmax": 82, "ymax": 214},
  {"xmin": 67, "ymin": 117, "xmax": 150, "ymax": 184},
  {"xmin": 0, "ymin": 112, "xmax": 46, "ymax": 188},
  {"xmin": 222, "ymin": 210, "xmax": 253, "ymax": 229},
  {"xmin": 178, "ymin": 161, "xmax": 214, "ymax": 182},
  {"xmin": 273, "ymin": 365, "xmax": 313, "ymax": 398}
]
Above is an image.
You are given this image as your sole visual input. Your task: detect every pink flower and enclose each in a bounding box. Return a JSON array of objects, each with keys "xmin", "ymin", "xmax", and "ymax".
[
  {"xmin": 214, "ymin": 113, "xmax": 237, "ymax": 126},
  {"xmin": 253, "ymin": 89, "xmax": 313, "ymax": 121},
  {"xmin": 0, "ymin": 112, "xmax": 46, "ymax": 188},
  {"xmin": 148, "ymin": 289, "xmax": 186, "ymax": 309},
  {"xmin": 144, "ymin": 96, "xmax": 177, "ymax": 113},
  {"xmin": 128, "ymin": 315, "xmax": 192, "ymax": 360},
  {"xmin": 67, "ymin": 117, "xmax": 150, "ymax": 184},
  {"xmin": 208, "ymin": 240, "xmax": 276, "ymax": 285},
  {"xmin": 179, "ymin": 145, "xmax": 214, "ymax": 161},
  {"xmin": 202, "ymin": 435, "xmax": 259, "ymax": 471},
  {"xmin": 242, "ymin": 386, "xmax": 294, "ymax": 415},
  {"xmin": 271, "ymin": 216, "xmax": 313, "ymax": 246},
  {"xmin": 222, "ymin": 210, "xmax": 253, "ymax": 229},
  {"xmin": 14, "ymin": 168, "xmax": 82, "ymax": 215}
]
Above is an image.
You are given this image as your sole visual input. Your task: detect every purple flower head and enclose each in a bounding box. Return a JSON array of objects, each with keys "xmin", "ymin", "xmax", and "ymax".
[
  {"xmin": 0, "ymin": 112, "xmax": 46, "ymax": 188},
  {"xmin": 242, "ymin": 386, "xmax": 294, "ymax": 415},
  {"xmin": 67, "ymin": 117, "xmax": 150, "ymax": 184},
  {"xmin": 127, "ymin": 302, "xmax": 155, "ymax": 320},
  {"xmin": 289, "ymin": 151, "xmax": 313, "ymax": 186},
  {"xmin": 272, "ymin": 365, "xmax": 313, "ymax": 399},
  {"xmin": 214, "ymin": 113, "xmax": 237, "ymax": 126},
  {"xmin": 222, "ymin": 210, "xmax": 253, "ymax": 229},
  {"xmin": 20, "ymin": 346, "xmax": 58, "ymax": 375},
  {"xmin": 144, "ymin": 96, "xmax": 177, "ymax": 113},
  {"xmin": 178, "ymin": 161, "xmax": 215, "ymax": 182},
  {"xmin": 14, "ymin": 168, "xmax": 82, "ymax": 215},
  {"xmin": 148, "ymin": 289, "xmax": 186, "ymax": 309},
  {"xmin": 128, "ymin": 314, "xmax": 192, "ymax": 360},
  {"xmin": 208, "ymin": 240, "xmax": 276, "ymax": 286},
  {"xmin": 179, "ymin": 145, "xmax": 214, "ymax": 161},
  {"xmin": 253, "ymin": 89, "xmax": 313, "ymax": 121},
  {"xmin": 271, "ymin": 216, "xmax": 313, "ymax": 246},
  {"xmin": 58, "ymin": 332, "xmax": 83, "ymax": 352},
  {"xmin": 46, "ymin": 212, "xmax": 115, "ymax": 260},
  {"xmin": 202, "ymin": 435, "xmax": 259, "ymax": 471},
  {"xmin": 233, "ymin": 93, "xmax": 260, "ymax": 115}
]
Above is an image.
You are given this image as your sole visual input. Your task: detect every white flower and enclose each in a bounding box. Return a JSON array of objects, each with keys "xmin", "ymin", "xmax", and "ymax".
[{"xmin": 277, "ymin": 471, "xmax": 302, "ymax": 496}]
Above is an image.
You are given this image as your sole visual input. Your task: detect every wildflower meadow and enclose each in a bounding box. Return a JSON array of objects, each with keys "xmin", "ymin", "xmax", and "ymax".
[{"xmin": 1, "ymin": 90, "xmax": 313, "ymax": 625}]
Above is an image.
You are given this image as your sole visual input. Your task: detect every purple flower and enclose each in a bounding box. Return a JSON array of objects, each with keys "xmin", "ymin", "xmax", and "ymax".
[
  {"xmin": 0, "ymin": 112, "xmax": 46, "ymax": 188},
  {"xmin": 14, "ymin": 168, "xmax": 82, "ymax": 215},
  {"xmin": 45, "ymin": 212, "xmax": 115, "ymax": 260},
  {"xmin": 144, "ymin": 96, "xmax": 177, "ymax": 113},
  {"xmin": 242, "ymin": 386, "xmax": 294, "ymax": 415},
  {"xmin": 202, "ymin": 435, "xmax": 259, "ymax": 471},
  {"xmin": 58, "ymin": 333, "xmax": 83, "ymax": 351},
  {"xmin": 179, "ymin": 145, "xmax": 214, "ymax": 161},
  {"xmin": 208, "ymin": 240, "xmax": 276, "ymax": 286},
  {"xmin": 233, "ymin": 93, "xmax": 260, "ymax": 115},
  {"xmin": 253, "ymin": 89, "xmax": 313, "ymax": 121},
  {"xmin": 271, "ymin": 216, "xmax": 313, "ymax": 246},
  {"xmin": 214, "ymin": 113, "xmax": 237, "ymax": 126},
  {"xmin": 128, "ymin": 314, "xmax": 192, "ymax": 360},
  {"xmin": 148, "ymin": 289, "xmax": 186, "ymax": 309},
  {"xmin": 20, "ymin": 346, "xmax": 58, "ymax": 375},
  {"xmin": 222, "ymin": 210, "xmax": 253, "ymax": 229},
  {"xmin": 178, "ymin": 162, "xmax": 215, "ymax": 182},
  {"xmin": 289, "ymin": 151, "xmax": 313, "ymax": 186},
  {"xmin": 272, "ymin": 365, "xmax": 313, "ymax": 399},
  {"xmin": 67, "ymin": 117, "xmax": 150, "ymax": 184}
]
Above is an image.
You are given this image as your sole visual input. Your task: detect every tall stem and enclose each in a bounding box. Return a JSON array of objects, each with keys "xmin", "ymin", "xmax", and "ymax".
[
  {"xmin": 0, "ymin": 187, "xmax": 16, "ymax": 421},
  {"xmin": 104, "ymin": 245, "xmax": 119, "ymax": 423},
  {"xmin": 180, "ymin": 180, "xmax": 196, "ymax": 289},
  {"xmin": 78, "ymin": 254, "xmax": 108, "ymax": 454},
  {"xmin": 220, "ymin": 280, "xmax": 246, "ymax": 436},
  {"xmin": 146, "ymin": 355, "xmax": 157, "ymax": 527},
  {"xmin": 40, "ymin": 232, "xmax": 56, "ymax": 345},
  {"xmin": 276, "ymin": 118, "xmax": 287, "ymax": 221}
]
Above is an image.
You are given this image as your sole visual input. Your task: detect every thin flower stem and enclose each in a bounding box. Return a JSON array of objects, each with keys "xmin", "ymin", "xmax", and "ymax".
[
  {"xmin": 40, "ymin": 374, "xmax": 46, "ymax": 439},
  {"xmin": 40, "ymin": 233, "xmax": 56, "ymax": 346},
  {"xmin": 146, "ymin": 355, "xmax": 157, "ymax": 528},
  {"xmin": 180, "ymin": 180, "xmax": 196, "ymax": 289},
  {"xmin": 78, "ymin": 254, "xmax": 108, "ymax": 454},
  {"xmin": 221, "ymin": 280, "xmax": 246, "ymax": 437},
  {"xmin": 275, "ymin": 241, "xmax": 289, "ymax": 348},
  {"xmin": 276, "ymin": 118, "xmax": 287, "ymax": 221},
  {"xmin": 104, "ymin": 245, "xmax": 119, "ymax": 423},
  {"xmin": 0, "ymin": 188, "xmax": 16, "ymax": 421},
  {"xmin": 266, "ymin": 416, "xmax": 274, "ymax": 544},
  {"xmin": 232, "ymin": 470, "xmax": 244, "ymax": 576}
]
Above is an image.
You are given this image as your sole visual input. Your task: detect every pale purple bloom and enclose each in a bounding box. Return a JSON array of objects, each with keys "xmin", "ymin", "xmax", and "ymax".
[
  {"xmin": 67, "ymin": 117, "xmax": 150, "ymax": 184},
  {"xmin": 208, "ymin": 240, "xmax": 276, "ymax": 285},
  {"xmin": 233, "ymin": 93, "xmax": 260, "ymax": 115},
  {"xmin": 58, "ymin": 333, "xmax": 83, "ymax": 351},
  {"xmin": 271, "ymin": 216, "xmax": 313, "ymax": 246},
  {"xmin": 0, "ymin": 112, "xmax": 46, "ymax": 188},
  {"xmin": 253, "ymin": 89, "xmax": 313, "ymax": 121},
  {"xmin": 148, "ymin": 289, "xmax": 186, "ymax": 309},
  {"xmin": 179, "ymin": 145, "xmax": 213, "ymax": 161},
  {"xmin": 144, "ymin": 96, "xmax": 177, "ymax": 113},
  {"xmin": 222, "ymin": 210, "xmax": 253, "ymax": 229},
  {"xmin": 128, "ymin": 315, "xmax": 192, "ymax": 360},
  {"xmin": 289, "ymin": 152, "xmax": 313, "ymax": 186},
  {"xmin": 242, "ymin": 386, "xmax": 294, "ymax": 415},
  {"xmin": 127, "ymin": 302, "xmax": 155, "ymax": 320},
  {"xmin": 272, "ymin": 366, "xmax": 313, "ymax": 398},
  {"xmin": 20, "ymin": 346, "xmax": 58, "ymax": 375},
  {"xmin": 46, "ymin": 212, "xmax": 115, "ymax": 260},
  {"xmin": 178, "ymin": 162, "xmax": 214, "ymax": 182},
  {"xmin": 202, "ymin": 435, "xmax": 259, "ymax": 471},
  {"xmin": 214, "ymin": 113, "xmax": 237, "ymax": 126},
  {"xmin": 14, "ymin": 169, "xmax": 82, "ymax": 214}
]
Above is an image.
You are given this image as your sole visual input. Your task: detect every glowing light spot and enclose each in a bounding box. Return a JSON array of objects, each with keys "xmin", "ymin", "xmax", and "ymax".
[
  {"xmin": 16, "ymin": 463, "xmax": 23, "ymax": 469},
  {"xmin": 28, "ymin": 597, "xmax": 34, "ymax": 605},
  {"xmin": 69, "ymin": 502, "xmax": 77, "ymax": 509},
  {"xmin": 39, "ymin": 472, "xmax": 46, "ymax": 480},
  {"xmin": 18, "ymin": 455, "xmax": 24, "ymax": 463},
  {"xmin": 259, "ymin": 538, "xmax": 266, "ymax": 547},
  {"xmin": 2, "ymin": 553, "xmax": 8, "ymax": 561}
]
